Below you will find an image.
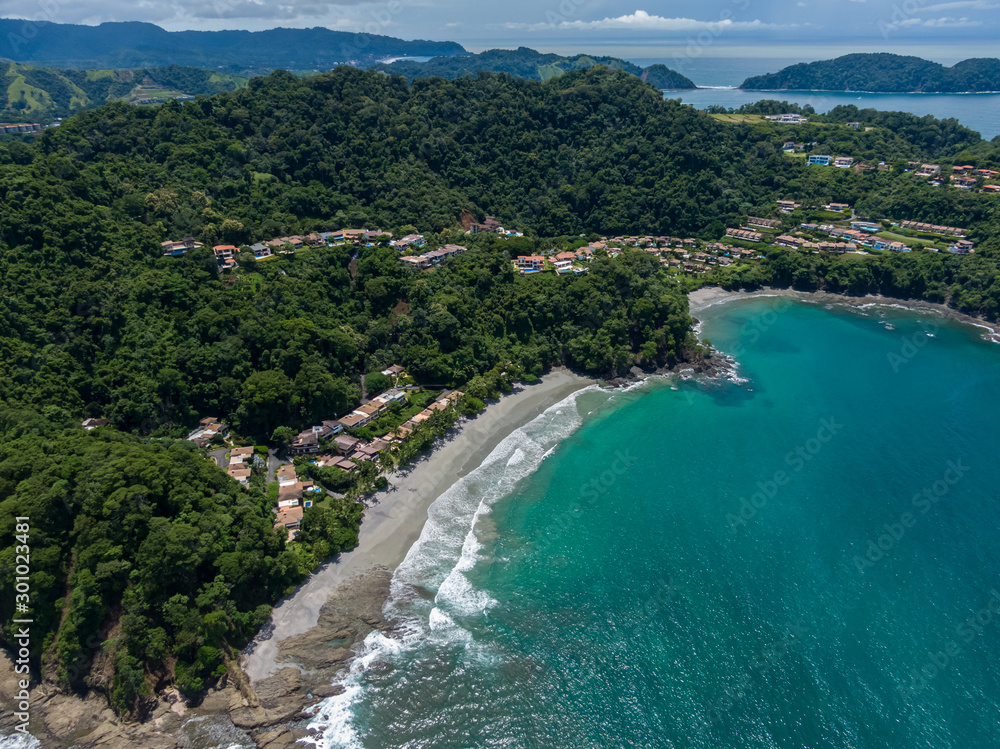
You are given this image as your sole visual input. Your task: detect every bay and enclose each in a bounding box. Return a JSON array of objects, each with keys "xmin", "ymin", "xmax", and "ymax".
[
  {"xmin": 312, "ymin": 297, "xmax": 1000, "ymax": 748},
  {"xmin": 628, "ymin": 56, "xmax": 1000, "ymax": 138}
]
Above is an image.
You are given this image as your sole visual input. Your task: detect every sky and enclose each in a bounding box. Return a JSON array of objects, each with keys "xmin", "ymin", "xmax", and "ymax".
[{"xmin": 2, "ymin": 0, "xmax": 999, "ymax": 60}]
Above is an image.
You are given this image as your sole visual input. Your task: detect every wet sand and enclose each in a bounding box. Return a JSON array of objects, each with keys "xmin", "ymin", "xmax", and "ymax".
[{"xmin": 241, "ymin": 368, "xmax": 595, "ymax": 682}]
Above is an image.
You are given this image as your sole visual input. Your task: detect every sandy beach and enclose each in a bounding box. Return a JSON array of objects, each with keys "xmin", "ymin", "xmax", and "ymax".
[
  {"xmin": 241, "ymin": 367, "xmax": 595, "ymax": 683},
  {"xmin": 688, "ymin": 285, "xmax": 1000, "ymax": 339}
]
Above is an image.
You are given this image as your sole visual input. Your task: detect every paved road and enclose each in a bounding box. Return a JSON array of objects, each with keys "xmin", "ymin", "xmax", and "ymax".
[
  {"xmin": 210, "ymin": 447, "xmax": 287, "ymax": 481},
  {"xmin": 266, "ymin": 448, "xmax": 283, "ymax": 484},
  {"xmin": 207, "ymin": 448, "xmax": 228, "ymax": 469}
]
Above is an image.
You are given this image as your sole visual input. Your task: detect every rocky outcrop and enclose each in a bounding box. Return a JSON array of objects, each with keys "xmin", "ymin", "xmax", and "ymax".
[{"xmin": 1, "ymin": 565, "xmax": 395, "ymax": 748}]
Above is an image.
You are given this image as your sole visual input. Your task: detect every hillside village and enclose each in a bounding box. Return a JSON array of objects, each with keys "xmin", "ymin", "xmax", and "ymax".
[
  {"xmin": 141, "ymin": 195, "xmax": 984, "ymax": 545},
  {"xmin": 508, "ymin": 205, "xmax": 972, "ymax": 277},
  {"xmin": 170, "ymin": 366, "xmax": 471, "ymax": 541},
  {"xmin": 741, "ymin": 114, "xmax": 1000, "ymax": 195},
  {"xmin": 799, "ymin": 151, "xmax": 1000, "ymax": 195}
]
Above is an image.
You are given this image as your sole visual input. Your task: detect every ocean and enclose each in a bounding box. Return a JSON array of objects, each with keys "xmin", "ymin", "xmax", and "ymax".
[
  {"xmin": 629, "ymin": 56, "xmax": 1000, "ymax": 139},
  {"xmin": 309, "ymin": 296, "xmax": 1000, "ymax": 748}
]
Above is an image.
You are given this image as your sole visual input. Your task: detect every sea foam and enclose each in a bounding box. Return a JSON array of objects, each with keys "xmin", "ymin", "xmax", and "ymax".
[
  {"xmin": 304, "ymin": 385, "xmax": 599, "ymax": 748},
  {"xmin": 0, "ymin": 736, "xmax": 41, "ymax": 749}
]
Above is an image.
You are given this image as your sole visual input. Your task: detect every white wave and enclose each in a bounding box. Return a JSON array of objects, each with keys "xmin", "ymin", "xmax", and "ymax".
[
  {"xmin": 307, "ymin": 385, "xmax": 601, "ymax": 748},
  {"xmin": 389, "ymin": 389, "xmax": 594, "ymax": 616},
  {"xmin": 302, "ymin": 681, "xmax": 365, "ymax": 749},
  {"xmin": 964, "ymin": 321, "xmax": 1000, "ymax": 341},
  {"xmin": 435, "ymin": 496, "xmax": 499, "ymax": 618},
  {"xmin": 608, "ymin": 376, "xmax": 652, "ymax": 393},
  {"xmin": 847, "ymin": 301, "xmax": 1000, "ymax": 340},
  {"xmin": 0, "ymin": 736, "xmax": 40, "ymax": 749},
  {"xmin": 857, "ymin": 301, "xmax": 927, "ymax": 313},
  {"xmin": 694, "ymin": 291, "xmax": 786, "ymax": 314},
  {"xmin": 303, "ymin": 626, "xmax": 422, "ymax": 748}
]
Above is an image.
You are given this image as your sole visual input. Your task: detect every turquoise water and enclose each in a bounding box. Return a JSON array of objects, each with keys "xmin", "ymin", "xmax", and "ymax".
[{"xmin": 312, "ymin": 297, "xmax": 1000, "ymax": 748}]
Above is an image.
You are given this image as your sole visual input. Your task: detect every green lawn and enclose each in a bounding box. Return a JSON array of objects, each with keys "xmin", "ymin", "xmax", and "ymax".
[
  {"xmin": 710, "ymin": 113, "xmax": 765, "ymax": 124},
  {"xmin": 875, "ymin": 231, "xmax": 944, "ymax": 248}
]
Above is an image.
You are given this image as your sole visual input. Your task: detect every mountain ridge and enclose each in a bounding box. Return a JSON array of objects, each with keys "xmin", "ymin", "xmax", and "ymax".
[
  {"xmin": 373, "ymin": 47, "xmax": 696, "ymax": 88},
  {"xmin": 0, "ymin": 19, "xmax": 468, "ymax": 72}
]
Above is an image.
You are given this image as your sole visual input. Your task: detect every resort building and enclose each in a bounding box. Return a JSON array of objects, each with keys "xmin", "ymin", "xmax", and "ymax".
[
  {"xmin": 726, "ymin": 228, "xmax": 763, "ymax": 243},
  {"xmin": 514, "ymin": 255, "xmax": 546, "ymax": 270},
  {"xmin": 766, "ymin": 114, "xmax": 809, "ymax": 124},
  {"xmin": 746, "ymin": 217, "xmax": 781, "ymax": 229},
  {"xmin": 900, "ymin": 221, "xmax": 966, "ymax": 237}
]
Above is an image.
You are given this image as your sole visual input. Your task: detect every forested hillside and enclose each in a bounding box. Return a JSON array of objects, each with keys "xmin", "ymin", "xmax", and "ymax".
[
  {"xmin": 0, "ymin": 19, "xmax": 466, "ymax": 71},
  {"xmin": 1, "ymin": 65, "xmax": 1000, "ymax": 717},
  {"xmin": 0, "ymin": 69, "xmax": 702, "ymax": 710},
  {"xmin": 0, "ymin": 410, "xmax": 351, "ymax": 715},
  {"xmin": 374, "ymin": 47, "xmax": 696, "ymax": 88},
  {"xmin": 1, "ymin": 62, "xmax": 247, "ymax": 121},
  {"xmin": 740, "ymin": 53, "xmax": 1000, "ymax": 93},
  {"xmin": 1, "ymin": 67, "xmax": 997, "ymax": 438}
]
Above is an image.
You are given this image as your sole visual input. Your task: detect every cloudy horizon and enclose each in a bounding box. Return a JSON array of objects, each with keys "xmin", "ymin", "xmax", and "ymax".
[{"xmin": 1, "ymin": 0, "xmax": 998, "ymax": 60}]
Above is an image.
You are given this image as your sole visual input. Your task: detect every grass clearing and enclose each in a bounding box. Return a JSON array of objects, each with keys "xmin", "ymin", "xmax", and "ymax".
[
  {"xmin": 710, "ymin": 113, "xmax": 766, "ymax": 124},
  {"xmin": 875, "ymin": 231, "xmax": 946, "ymax": 248},
  {"xmin": 6, "ymin": 75, "xmax": 50, "ymax": 114}
]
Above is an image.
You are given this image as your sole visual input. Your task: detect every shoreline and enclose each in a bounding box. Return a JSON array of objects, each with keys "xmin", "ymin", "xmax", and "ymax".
[
  {"xmin": 688, "ymin": 286, "xmax": 1000, "ymax": 340},
  {"xmin": 241, "ymin": 367, "xmax": 596, "ymax": 683},
  {"xmin": 8, "ymin": 369, "xmax": 597, "ymax": 749}
]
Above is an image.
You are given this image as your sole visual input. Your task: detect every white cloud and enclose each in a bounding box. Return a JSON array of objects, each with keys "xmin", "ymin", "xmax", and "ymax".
[
  {"xmin": 889, "ymin": 13, "xmax": 985, "ymax": 27},
  {"xmin": 920, "ymin": 15, "xmax": 983, "ymax": 25},
  {"xmin": 921, "ymin": 0, "xmax": 1000, "ymax": 9},
  {"xmin": 506, "ymin": 9, "xmax": 787, "ymax": 32}
]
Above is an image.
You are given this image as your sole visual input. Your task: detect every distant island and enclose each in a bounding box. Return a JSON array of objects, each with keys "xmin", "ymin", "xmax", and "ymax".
[
  {"xmin": 1, "ymin": 62, "xmax": 247, "ymax": 121},
  {"xmin": 375, "ymin": 47, "xmax": 696, "ymax": 89},
  {"xmin": 740, "ymin": 53, "xmax": 1000, "ymax": 93},
  {"xmin": 0, "ymin": 19, "xmax": 467, "ymax": 72}
]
